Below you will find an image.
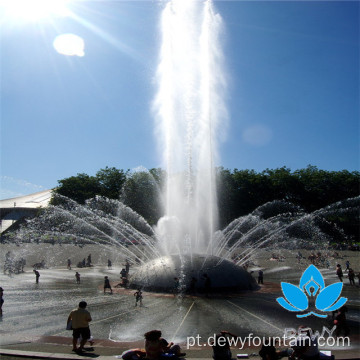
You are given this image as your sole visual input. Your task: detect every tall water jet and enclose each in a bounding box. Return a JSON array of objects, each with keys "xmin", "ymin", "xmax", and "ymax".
[{"xmin": 153, "ymin": 0, "xmax": 227, "ymax": 256}]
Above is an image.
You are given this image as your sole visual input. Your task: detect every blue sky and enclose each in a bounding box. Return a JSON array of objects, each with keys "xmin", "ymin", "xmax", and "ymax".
[{"xmin": 1, "ymin": 0, "xmax": 359, "ymax": 200}]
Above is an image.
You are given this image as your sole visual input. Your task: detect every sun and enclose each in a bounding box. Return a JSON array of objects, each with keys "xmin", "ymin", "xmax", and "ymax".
[{"xmin": 0, "ymin": 0, "xmax": 71, "ymax": 22}]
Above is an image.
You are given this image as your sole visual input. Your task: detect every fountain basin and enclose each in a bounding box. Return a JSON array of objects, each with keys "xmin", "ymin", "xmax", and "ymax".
[{"xmin": 129, "ymin": 254, "xmax": 258, "ymax": 293}]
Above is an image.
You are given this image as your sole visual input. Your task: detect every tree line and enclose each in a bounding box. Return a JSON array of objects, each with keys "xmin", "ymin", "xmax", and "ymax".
[{"xmin": 51, "ymin": 165, "xmax": 360, "ymax": 241}]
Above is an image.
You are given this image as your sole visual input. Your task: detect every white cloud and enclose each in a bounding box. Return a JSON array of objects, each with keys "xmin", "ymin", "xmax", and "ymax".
[{"xmin": 0, "ymin": 176, "xmax": 45, "ymax": 200}]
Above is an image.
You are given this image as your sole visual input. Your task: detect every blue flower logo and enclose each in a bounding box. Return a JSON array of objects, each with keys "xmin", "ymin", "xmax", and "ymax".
[{"xmin": 276, "ymin": 265, "xmax": 347, "ymax": 318}]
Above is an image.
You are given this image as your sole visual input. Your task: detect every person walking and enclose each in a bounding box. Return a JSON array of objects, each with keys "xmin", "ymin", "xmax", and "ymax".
[
  {"xmin": 345, "ymin": 261, "xmax": 350, "ymax": 273},
  {"xmin": 67, "ymin": 301, "xmax": 92, "ymax": 352}
]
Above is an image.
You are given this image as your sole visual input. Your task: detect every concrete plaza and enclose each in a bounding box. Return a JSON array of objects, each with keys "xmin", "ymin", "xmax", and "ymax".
[{"xmin": 0, "ymin": 245, "xmax": 359, "ymax": 359}]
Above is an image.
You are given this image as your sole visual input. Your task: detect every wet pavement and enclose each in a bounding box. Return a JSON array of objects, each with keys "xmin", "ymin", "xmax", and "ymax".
[{"xmin": 0, "ymin": 247, "xmax": 359, "ymax": 359}]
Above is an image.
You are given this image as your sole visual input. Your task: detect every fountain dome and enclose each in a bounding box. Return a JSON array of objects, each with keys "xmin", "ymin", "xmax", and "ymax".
[{"xmin": 129, "ymin": 253, "xmax": 258, "ymax": 293}]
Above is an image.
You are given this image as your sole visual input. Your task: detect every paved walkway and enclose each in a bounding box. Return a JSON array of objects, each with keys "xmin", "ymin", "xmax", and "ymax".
[{"xmin": 0, "ymin": 335, "xmax": 359, "ymax": 360}]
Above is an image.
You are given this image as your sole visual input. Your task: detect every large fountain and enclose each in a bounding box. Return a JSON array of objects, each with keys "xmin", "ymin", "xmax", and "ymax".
[
  {"xmin": 134, "ymin": 0, "xmax": 247, "ymax": 291},
  {"xmin": 3, "ymin": 0, "xmax": 359, "ymax": 294}
]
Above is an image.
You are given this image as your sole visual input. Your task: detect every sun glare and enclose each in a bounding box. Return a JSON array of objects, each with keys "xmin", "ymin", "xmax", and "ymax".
[
  {"xmin": 53, "ymin": 33, "xmax": 85, "ymax": 57},
  {"xmin": 1, "ymin": 0, "xmax": 71, "ymax": 21}
]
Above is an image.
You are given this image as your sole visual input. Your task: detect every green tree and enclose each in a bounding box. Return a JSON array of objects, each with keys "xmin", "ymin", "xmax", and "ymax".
[
  {"xmin": 293, "ymin": 165, "xmax": 360, "ymax": 212},
  {"xmin": 231, "ymin": 168, "xmax": 269, "ymax": 215},
  {"xmin": 96, "ymin": 167, "xmax": 128, "ymax": 199},
  {"xmin": 217, "ymin": 165, "xmax": 359, "ymax": 222},
  {"xmin": 262, "ymin": 167, "xmax": 302, "ymax": 203},
  {"xmin": 52, "ymin": 173, "xmax": 100, "ymax": 204}
]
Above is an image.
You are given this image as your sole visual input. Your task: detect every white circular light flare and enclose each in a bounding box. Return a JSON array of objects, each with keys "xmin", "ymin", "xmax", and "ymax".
[{"xmin": 53, "ymin": 33, "xmax": 85, "ymax": 57}]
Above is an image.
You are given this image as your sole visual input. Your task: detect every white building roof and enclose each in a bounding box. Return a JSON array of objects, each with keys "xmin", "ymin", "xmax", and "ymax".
[{"xmin": 0, "ymin": 190, "xmax": 52, "ymax": 209}]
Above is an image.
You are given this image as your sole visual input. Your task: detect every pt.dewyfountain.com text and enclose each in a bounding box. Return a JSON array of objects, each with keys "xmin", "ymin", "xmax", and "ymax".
[{"xmin": 186, "ymin": 327, "xmax": 350, "ymax": 350}]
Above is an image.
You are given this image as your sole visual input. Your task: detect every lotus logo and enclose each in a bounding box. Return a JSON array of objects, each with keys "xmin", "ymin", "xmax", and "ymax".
[{"xmin": 276, "ymin": 265, "xmax": 347, "ymax": 318}]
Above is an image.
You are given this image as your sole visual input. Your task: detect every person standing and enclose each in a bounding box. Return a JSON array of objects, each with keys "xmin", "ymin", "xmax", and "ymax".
[
  {"xmin": 120, "ymin": 268, "xmax": 127, "ymax": 287},
  {"xmin": 75, "ymin": 272, "xmax": 81, "ymax": 284},
  {"xmin": 104, "ymin": 276, "xmax": 113, "ymax": 294},
  {"xmin": 134, "ymin": 289, "xmax": 143, "ymax": 307},
  {"xmin": 33, "ymin": 269, "xmax": 40, "ymax": 283},
  {"xmin": 258, "ymin": 270, "xmax": 264, "ymax": 284},
  {"xmin": 336, "ymin": 264, "xmax": 343, "ymax": 282},
  {"xmin": 348, "ymin": 269, "xmax": 355, "ymax": 286},
  {"xmin": 0, "ymin": 287, "xmax": 3, "ymax": 315},
  {"xmin": 67, "ymin": 259, "xmax": 72, "ymax": 270},
  {"xmin": 86, "ymin": 254, "xmax": 92, "ymax": 267},
  {"xmin": 67, "ymin": 301, "xmax": 92, "ymax": 352}
]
